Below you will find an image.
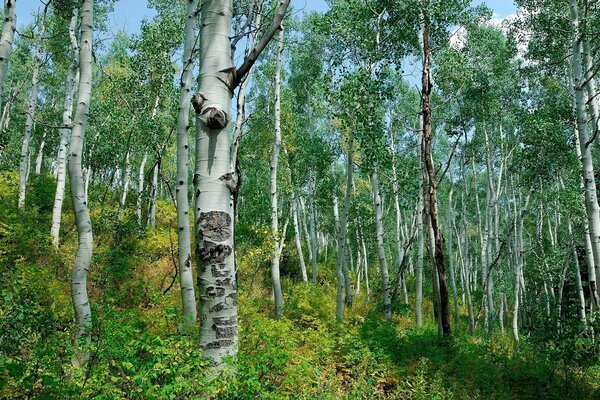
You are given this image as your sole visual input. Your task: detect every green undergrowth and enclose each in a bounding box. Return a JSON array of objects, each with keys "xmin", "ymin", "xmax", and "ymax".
[{"xmin": 1, "ymin": 172, "xmax": 599, "ymax": 399}]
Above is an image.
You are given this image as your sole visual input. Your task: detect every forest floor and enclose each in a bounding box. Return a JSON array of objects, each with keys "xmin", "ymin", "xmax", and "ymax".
[{"xmin": 1, "ymin": 172, "xmax": 600, "ymax": 399}]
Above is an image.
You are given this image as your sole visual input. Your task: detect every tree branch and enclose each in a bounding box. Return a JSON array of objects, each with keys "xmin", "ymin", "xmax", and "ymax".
[{"xmin": 232, "ymin": 0, "xmax": 291, "ymax": 89}]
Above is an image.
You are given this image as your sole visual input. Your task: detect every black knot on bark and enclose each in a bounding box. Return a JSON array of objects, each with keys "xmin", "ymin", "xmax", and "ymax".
[{"xmin": 204, "ymin": 107, "xmax": 228, "ymax": 129}]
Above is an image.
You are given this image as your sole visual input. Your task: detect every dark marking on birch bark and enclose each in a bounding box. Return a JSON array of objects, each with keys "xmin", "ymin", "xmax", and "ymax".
[
  {"xmin": 225, "ymin": 292, "xmax": 237, "ymax": 306},
  {"xmin": 198, "ymin": 211, "xmax": 231, "ymax": 241},
  {"xmin": 215, "ymin": 325, "xmax": 237, "ymax": 339},
  {"xmin": 197, "ymin": 241, "xmax": 232, "ymax": 263},
  {"xmin": 209, "ymin": 302, "xmax": 225, "ymax": 312},
  {"xmin": 200, "ymin": 107, "xmax": 229, "ymax": 129},
  {"xmin": 211, "ymin": 263, "xmax": 229, "ymax": 277},
  {"xmin": 205, "ymin": 286, "xmax": 225, "ymax": 297},
  {"xmin": 213, "ymin": 316, "xmax": 236, "ymax": 326},
  {"xmin": 216, "ymin": 278, "xmax": 231, "ymax": 286}
]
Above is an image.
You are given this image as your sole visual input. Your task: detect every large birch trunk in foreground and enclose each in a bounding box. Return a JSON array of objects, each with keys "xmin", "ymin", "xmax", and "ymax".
[
  {"xmin": 69, "ymin": 0, "xmax": 94, "ymax": 366},
  {"xmin": 193, "ymin": 0, "xmax": 289, "ymax": 367},
  {"xmin": 0, "ymin": 0, "xmax": 16, "ymax": 109},
  {"xmin": 18, "ymin": 7, "xmax": 46, "ymax": 210},
  {"xmin": 194, "ymin": 0, "xmax": 238, "ymax": 367},
  {"xmin": 175, "ymin": 0, "xmax": 198, "ymax": 330}
]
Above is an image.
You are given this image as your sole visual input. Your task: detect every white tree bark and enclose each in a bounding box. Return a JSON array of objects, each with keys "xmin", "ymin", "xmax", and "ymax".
[
  {"xmin": 50, "ymin": 11, "xmax": 78, "ymax": 246},
  {"xmin": 336, "ymin": 131, "xmax": 354, "ymax": 320},
  {"xmin": 300, "ymin": 196, "xmax": 313, "ymax": 270},
  {"xmin": 147, "ymin": 162, "xmax": 158, "ymax": 228},
  {"xmin": 571, "ymin": 0, "xmax": 600, "ymax": 309},
  {"xmin": 34, "ymin": 129, "xmax": 47, "ymax": 175},
  {"xmin": 582, "ymin": 39, "xmax": 599, "ymax": 150},
  {"xmin": 136, "ymin": 152, "xmax": 147, "ymax": 225},
  {"xmin": 0, "ymin": 0, "xmax": 16, "ymax": 109},
  {"xmin": 292, "ymin": 194, "xmax": 308, "ymax": 282},
  {"xmin": 174, "ymin": 0, "xmax": 198, "ymax": 330},
  {"xmin": 416, "ymin": 117, "xmax": 424, "ymax": 326},
  {"xmin": 512, "ymin": 190, "xmax": 531, "ymax": 343},
  {"xmin": 69, "ymin": 0, "xmax": 94, "ymax": 366},
  {"xmin": 194, "ymin": 0, "xmax": 238, "ymax": 367},
  {"xmin": 309, "ymin": 176, "xmax": 318, "ymax": 281},
  {"xmin": 117, "ymin": 150, "xmax": 131, "ymax": 220},
  {"xmin": 270, "ymin": 27, "xmax": 284, "ymax": 320},
  {"xmin": 371, "ymin": 167, "xmax": 391, "ymax": 320},
  {"xmin": 447, "ymin": 180, "xmax": 460, "ymax": 323},
  {"xmin": 18, "ymin": 7, "xmax": 46, "ymax": 209}
]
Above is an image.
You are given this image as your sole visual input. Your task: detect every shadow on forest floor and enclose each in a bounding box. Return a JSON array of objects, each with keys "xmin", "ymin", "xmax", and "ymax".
[{"xmin": 358, "ymin": 311, "xmax": 600, "ymax": 400}]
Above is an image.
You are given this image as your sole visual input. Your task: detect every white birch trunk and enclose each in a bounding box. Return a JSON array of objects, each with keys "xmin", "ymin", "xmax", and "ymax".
[
  {"xmin": 34, "ymin": 129, "xmax": 46, "ymax": 175},
  {"xmin": 336, "ymin": 131, "xmax": 354, "ymax": 320},
  {"xmin": 147, "ymin": 162, "xmax": 158, "ymax": 228},
  {"xmin": 309, "ymin": 178, "xmax": 318, "ymax": 281},
  {"xmin": 447, "ymin": 181, "xmax": 459, "ymax": 323},
  {"xmin": 50, "ymin": 16, "xmax": 77, "ymax": 247},
  {"xmin": 117, "ymin": 150, "xmax": 131, "ymax": 220},
  {"xmin": 371, "ymin": 167, "xmax": 391, "ymax": 320},
  {"xmin": 571, "ymin": 0, "xmax": 600, "ymax": 308},
  {"xmin": 582, "ymin": 39, "xmax": 599, "ymax": 150},
  {"xmin": 175, "ymin": 0, "xmax": 198, "ymax": 330},
  {"xmin": 136, "ymin": 152, "xmax": 147, "ymax": 225},
  {"xmin": 292, "ymin": 194, "xmax": 308, "ymax": 282},
  {"xmin": 416, "ymin": 118, "xmax": 424, "ymax": 326},
  {"xmin": 0, "ymin": 0, "xmax": 16, "ymax": 109},
  {"xmin": 69, "ymin": 0, "xmax": 94, "ymax": 366},
  {"xmin": 270, "ymin": 27, "xmax": 284, "ymax": 320},
  {"xmin": 194, "ymin": 0, "xmax": 237, "ymax": 367}
]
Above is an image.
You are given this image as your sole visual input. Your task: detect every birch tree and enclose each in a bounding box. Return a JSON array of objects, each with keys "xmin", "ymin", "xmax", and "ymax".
[
  {"xmin": 193, "ymin": 0, "xmax": 290, "ymax": 367},
  {"xmin": 69, "ymin": 0, "xmax": 94, "ymax": 366}
]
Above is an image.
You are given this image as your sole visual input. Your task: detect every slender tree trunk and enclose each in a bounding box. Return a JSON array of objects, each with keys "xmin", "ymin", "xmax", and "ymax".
[
  {"xmin": 359, "ymin": 220, "xmax": 370, "ymax": 297},
  {"xmin": 371, "ymin": 167, "xmax": 391, "ymax": 320},
  {"xmin": 117, "ymin": 150, "xmax": 131, "ymax": 220},
  {"xmin": 147, "ymin": 162, "xmax": 158, "ymax": 228},
  {"xmin": 571, "ymin": 0, "xmax": 600, "ymax": 310},
  {"xmin": 309, "ymin": 178, "xmax": 318, "ymax": 281},
  {"xmin": 175, "ymin": 0, "xmax": 198, "ymax": 330},
  {"xmin": 421, "ymin": 18, "xmax": 450, "ymax": 335},
  {"xmin": 300, "ymin": 196, "xmax": 313, "ymax": 271},
  {"xmin": 34, "ymin": 129, "xmax": 47, "ymax": 175},
  {"xmin": 416, "ymin": 116, "xmax": 424, "ymax": 327},
  {"xmin": 50, "ymin": 10, "xmax": 78, "ymax": 246},
  {"xmin": 448, "ymin": 180, "xmax": 459, "ymax": 323},
  {"xmin": 292, "ymin": 194, "xmax": 308, "ymax": 282},
  {"xmin": 270, "ymin": 27, "xmax": 284, "ymax": 320},
  {"xmin": 336, "ymin": 132, "xmax": 354, "ymax": 320},
  {"xmin": 68, "ymin": 0, "xmax": 94, "ymax": 367},
  {"xmin": 0, "ymin": 0, "xmax": 17, "ymax": 109},
  {"xmin": 136, "ymin": 152, "xmax": 147, "ymax": 225},
  {"xmin": 513, "ymin": 190, "xmax": 531, "ymax": 343},
  {"xmin": 582, "ymin": 39, "xmax": 599, "ymax": 150},
  {"xmin": 18, "ymin": 6, "xmax": 46, "ymax": 209},
  {"xmin": 568, "ymin": 218, "xmax": 587, "ymax": 324}
]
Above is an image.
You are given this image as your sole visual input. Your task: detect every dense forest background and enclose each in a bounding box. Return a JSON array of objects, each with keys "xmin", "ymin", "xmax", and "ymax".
[{"xmin": 1, "ymin": 0, "xmax": 600, "ymax": 398}]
